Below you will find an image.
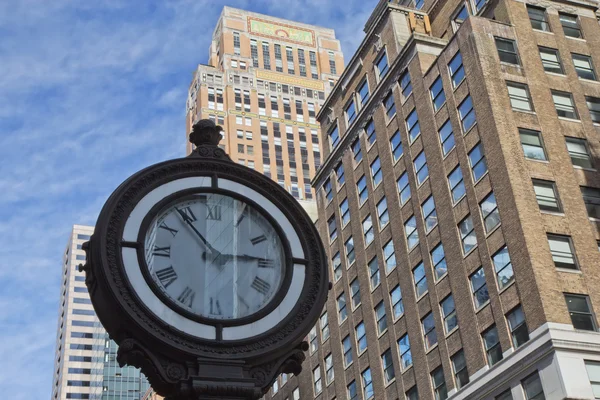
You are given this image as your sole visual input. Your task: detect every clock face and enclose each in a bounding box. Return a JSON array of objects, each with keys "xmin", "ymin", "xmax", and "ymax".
[{"xmin": 143, "ymin": 192, "xmax": 286, "ymax": 321}]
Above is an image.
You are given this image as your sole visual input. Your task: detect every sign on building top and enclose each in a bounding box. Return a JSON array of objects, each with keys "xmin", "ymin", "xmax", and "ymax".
[{"xmin": 248, "ymin": 17, "xmax": 316, "ymax": 47}]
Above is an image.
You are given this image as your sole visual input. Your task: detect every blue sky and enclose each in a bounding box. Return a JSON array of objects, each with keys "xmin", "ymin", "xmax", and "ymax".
[{"xmin": 0, "ymin": 1, "xmax": 375, "ymax": 398}]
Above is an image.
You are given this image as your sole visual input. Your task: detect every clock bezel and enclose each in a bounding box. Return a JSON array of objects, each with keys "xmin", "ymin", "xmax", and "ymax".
[{"xmin": 136, "ymin": 188, "xmax": 293, "ymax": 327}]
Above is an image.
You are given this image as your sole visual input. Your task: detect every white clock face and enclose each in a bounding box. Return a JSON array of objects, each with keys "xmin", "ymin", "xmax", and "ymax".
[{"xmin": 143, "ymin": 192, "xmax": 286, "ymax": 320}]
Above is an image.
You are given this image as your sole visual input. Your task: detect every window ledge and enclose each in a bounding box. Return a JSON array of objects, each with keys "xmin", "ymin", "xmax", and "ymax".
[
  {"xmin": 556, "ymin": 267, "xmax": 582, "ymax": 274},
  {"xmin": 463, "ymin": 122, "xmax": 478, "ymax": 136},
  {"xmin": 485, "ymin": 224, "xmax": 502, "ymax": 238},
  {"xmin": 453, "ymin": 77, "xmax": 467, "ymax": 92},
  {"xmin": 545, "ymin": 71, "xmax": 566, "ymax": 77},
  {"xmin": 344, "ymin": 362, "xmax": 354, "ymax": 370},
  {"xmin": 425, "ymin": 343, "xmax": 439, "ymax": 354},
  {"xmin": 558, "ymin": 117, "xmax": 581, "ymax": 123},
  {"xmin": 473, "ymin": 171, "xmax": 489, "ymax": 185},
  {"xmin": 357, "ymin": 349, "xmax": 368, "ymax": 357},
  {"xmin": 384, "ymin": 378, "xmax": 397, "ymax": 388},
  {"xmin": 475, "ymin": 300, "xmax": 491, "ymax": 313},
  {"xmin": 445, "ymin": 326, "xmax": 459, "ymax": 339},
  {"xmin": 578, "ymin": 77, "xmax": 599, "ymax": 84},
  {"xmin": 566, "ymin": 36, "xmax": 586, "ymax": 42},
  {"xmin": 352, "ymin": 303, "xmax": 362, "ymax": 311},
  {"xmin": 435, "ymin": 273, "xmax": 449, "ymax": 284},
  {"xmin": 339, "ymin": 317, "xmax": 347, "ymax": 326},
  {"xmin": 401, "ymin": 365, "xmax": 414, "ymax": 375},
  {"xmin": 401, "ymin": 92, "xmax": 413, "ymax": 105},
  {"xmin": 377, "ymin": 329, "xmax": 388, "ymax": 339},
  {"xmin": 513, "ymin": 109, "xmax": 536, "ymax": 115},
  {"xmin": 416, "ymin": 291, "xmax": 429, "ymax": 302},
  {"xmin": 573, "ymin": 165, "xmax": 597, "ymax": 172},
  {"xmin": 452, "ymin": 194, "xmax": 467, "ymax": 206},
  {"xmin": 409, "ymin": 134, "xmax": 422, "ymax": 146},
  {"xmin": 337, "ymin": 182, "xmax": 346, "ymax": 192},
  {"xmin": 347, "ymin": 261, "xmax": 356, "ymax": 270},
  {"xmin": 417, "ymin": 176, "xmax": 430, "ymax": 188},
  {"xmin": 532, "ymin": 29, "xmax": 553, "ymax": 35},
  {"xmin": 433, "ymin": 102, "xmax": 447, "ymax": 116},
  {"xmin": 393, "ymin": 314, "xmax": 405, "ymax": 323},
  {"xmin": 463, "ymin": 246, "xmax": 478, "ymax": 259},
  {"xmin": 540, "ymin": 210, "xmax": 565, "ymax": 217},
  {"xmin": 525, "ymin": 157, "xmax": 550, "ymax": 164},
  {"xmin": 386, "ymin": 114, "xmax": 397, "ymax": 127},
  {"xmin": 498, "ymin": 279, "xmax": 516, "ymax": 294},
  {"xmin": 370, "ymin": 284, "xmax": 380, "ymax": 293},
  {"xmin": 442, "ymin": 146, "xmax": 457, "ymax": 160},
  {"xmin": 353, "ymin": 159, "xmax": 363, "ymax": 170},
  {"xmin": 426, "ymin": 225, "xmax": 438, "ymax": 236},
  {"xmin": 500, "ymin": 61, "xmax": 522, "ymax": 68}
]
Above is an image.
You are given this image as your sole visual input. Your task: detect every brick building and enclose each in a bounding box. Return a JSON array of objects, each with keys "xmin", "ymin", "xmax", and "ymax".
[{"xmin": 267, "ymin": 0, "xmax": 600, "ymax": 399}]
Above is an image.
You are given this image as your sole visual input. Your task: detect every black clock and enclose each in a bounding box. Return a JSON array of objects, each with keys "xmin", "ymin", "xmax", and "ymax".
[{"xmin": 81, "ymin": 120, "xmax": 328, "ymax": 400}]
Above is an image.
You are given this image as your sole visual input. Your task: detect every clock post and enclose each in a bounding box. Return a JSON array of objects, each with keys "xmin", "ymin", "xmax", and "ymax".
[{"xmin": 80, "ymin": 119, "xmax": 329, "ymax": 400}]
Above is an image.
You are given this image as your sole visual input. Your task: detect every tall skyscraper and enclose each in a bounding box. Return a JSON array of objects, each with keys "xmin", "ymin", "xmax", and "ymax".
[
  {"xmin": 52, "ymin": 225, "xmax": 149, "ymax": 400},
  {"xmin": 267, "ymin": 0, "xmax": 600, "ymax": 399},
  {"xmin": 185, "ymin": 6, "xmax": 343, "ymax": 218}
]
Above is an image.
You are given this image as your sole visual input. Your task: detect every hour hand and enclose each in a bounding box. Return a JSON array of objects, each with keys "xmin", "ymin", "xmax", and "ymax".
[
  {"xmin": 175, "ymin": 208, "xmax": 218, "ymax": 255},
  {"xmin": 217, "ymin": 254, "xmax": 273, "ymax": 267}
]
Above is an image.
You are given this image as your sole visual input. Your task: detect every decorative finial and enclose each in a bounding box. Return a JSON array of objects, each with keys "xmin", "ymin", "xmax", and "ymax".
[{"xmin": 189, "ymin": 119, "xmax": 223, "ymax": 147}]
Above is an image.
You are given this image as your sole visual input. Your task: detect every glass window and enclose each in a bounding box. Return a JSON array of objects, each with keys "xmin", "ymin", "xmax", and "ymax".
[
  {"xmin": 309, "ymin": 326, "xmax": 318, "ymax": 353},
  {"xmin": 337, "ymin": 292, "xmax": 347, "ymax": 322},
  {"xmin": 384, "ymin": 91, "xmax": 396, "ymax": 119},
  {"xmin": 329, "ymin": 124, "xmax": 340, "ymax": 147},
  {"xmin": 566, "ymin": 137, "xmax": 593, "ymax": 168},
  {"xmin": 413, "ymin": 262, "xmax": 428, "ymax": 298},
  {"xmin": 319, "ymin": 312, "xmax": 330, "ymax": 342},
  {"xmin": 430, "ymin": 76, "xmax": 446, "ymax": 111},
  {"xmin": 343, "ymin": 335, "xmax": 353, "ymax": 367},
  {"xmin": 522, "ymin": 372, "xmax": 546, "ymax": 400},
  {"xmin": 449, "ymin": 51, "xmax": 465, "ymax": 88},
  {"xmin": 539, "ymin": 47, "xmax": 563, "ymax": 74},
  {"xmin": 347, "ymin": 380, "xmax": 358, "ymax": 400},
  {"xmin": 356, "ymin": 321, "xmax": 367, "ymax": 353},
  {"xmin": 313, "ymin": 366, "xmax": 322, "ymax": 395},
  {"xmin": 448, "ymin": 166, "xmax": 466, "ymax": 204},
  {"xmin": 548, "ymin": 234, "xmax": 577, "ymax": 269},
  {"xmin": 528, "ymin": 5, "xmax": 550, "ymax": 31},
  {"xmin": 346, "ymin": 237, "xmax": 355, "ymax": 266},
  {"xmin": 560, "ymin": 13, "xmax": 581, "ymax": 38},
  {"xmin": 363, "ymin": 215, "xmax": 374, "ymax": 246},
  {"xmin": 565, "ymin": 294, "xmax": 597, "ymax": 331},
  {"xmin": 336, "ymin": 163, "xmax": 345, "ymax": 186},
  {"xmin": 368, "ymin": 257, "xmax": 380, "ymax": 289},
  {"xmin": 459, "ymin": 216, "xmax": 477, "ymax": 254},
  {"xmin": 358, "ymin": 79, "xmax": 370, "ymax": 106},
  {"xmin": 454, "ymin": 4, "xmax": 469, "ymax": 28},
  {"xmin": 431, "ymin": 366, "xmax": 448, "ymax": 400},
  {"xmin": 507, "ymin": 306, "xmax": 529, "ymax": 348},
  {"xmin": 376, "ymin": 51, "xmax": 389, "ymax": 79},
  {"xmin": 357, "ymin": 175, "xmax": 368, "ymax": 204},
  {"xmin": 352, "ymin": 139, "xmax": 363, "ymax": 164},
  {"xmin": 586, "ymin": 96, "xmax": 600, "ymax": 123},
  {"xmin": 365, "ymin": 118, "xmax": 377, "ymax": 145},
  {"xmin": 398, "ymin": 172, "xmax": 411, "ymax": 205},
  {"xmin": 441, "ymin": 295, "xmax": 458, "ymax": 333},
  {"xmin": 438, "ymin": 119, "xmax": 455, "ymax": 156},
  {"xmin": 507, "ymin": 82, "xmax": 533, "ymax": 111},
  {"xmin": 422, "ymin": 196, "xmax": 438, "ymax": 232},
  {"xmin": 346, "ymin": 99, "xmax": 357, "ymax": 125},
  {"xmin": 362, "ymin": 368, "xmax": 374, "ymax": 399},
  {"xmin": 469, "ymin": 143, "xmax": 488, "ymax": 181},
  {"xmin": 585, "ymin": 361, "xmax": 600, "ymax": 399},
  {"xmin": 381, "ymin": 349, "xmax": 395, "ymax": 383},
  {"xmin": 572, "ymin": 54, "xmax": 596, "ymax": 80},
  {"xmin": 482, "ymin": 325, "xmax": 503, "ymax": 366},
  {"xmin": 431, "ymin": 243, "xmax": 447, "ymax": 280},
  {"xmin": 480, "ymin": 192, "xmax": 501, "ymax": 232},
  {"xmin": 533, "ymin": 179, "xmax": 561, "ymax": 212},
  {"xmin": 325, "ymin": 353, "xmax": 334, "ymax": 384},
  {"xmin": 496, "ymin": 38, "xmax": 519, "ymax": 65},
  {"xmin": 371, "ymin": 157, "xmax": 382, "ymax": 186},
  {"xmin": 324, "ymin": 179, "xmax": 333, "ymax": 202},
  {"xmin": 471, "ymin": 267, "xmax": 490, "ymax": 308},
  {"xmin": 398, "ymin": 334, "xmax": 413, "ymax": 370},
  {"xmin": 390, "ymin": 285, "xmax": 404, "ymax": 319},
  {"xmin": 383, "ymin": 239, "xmax": 397, "ymax": 273},
  {"xmin": 400, "ymin": 71, "xmax": 413, "ymax": 99},
  {"xmin": 413, "ymin": 151, "xmax": 429, "ymax": 185},
  {"xmin": 328, "ymin": 215, "xmax": 337, "ymax": 242},
  {"xmin": 375, "ymin": 301, "xmax": 387, "ymax": 334},
  {"xmin": 552, "ymin": 90, "xmax": 578, "ymax": 119},
  {"xmin": 458, "ymin": 95, "xmax": 476, "ymax": 132},
  {"xmin": 390, "ymin": 130, "xmax": 403, "ymax": 161},
  {"xmin": 493, "ymin": 246, "xmax": 514, "ymax": 289},
  {"xmin": 406, "ymin": 109, "xmax": 421, "ymax": 143},
  {"xmin": 581, "ymin": 186, "xmax": 600, "ymax": 219},
  {"xmin": 351, "ymin": 278, "xmax": 361, "ymax": 308},
  {"xmin": 519, "ymin": 128, "xmax": 547, "ymax": 161},
  {"xmin": 340, "ymin": 198, "xmax": 350, "ymax": 226},
  {"xmin": 452, "ymin": 350, "xmax": 469, "ymax": 389},
  {"xmin": 293, "ymin": 388, "xmax": 300, "ymax": 400},
  {"xmin": 332, "ymin": 252, "xmax": 342, "ymax": 283},
  {"xmin": 405, "ymin": 216, "xmax": 419, "ymax": 250}
]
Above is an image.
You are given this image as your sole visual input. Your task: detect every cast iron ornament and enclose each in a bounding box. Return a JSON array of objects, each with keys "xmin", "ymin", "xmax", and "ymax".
[{"xmin": 80, "ymin": 119, "xmax": 329, "ymax": 400}]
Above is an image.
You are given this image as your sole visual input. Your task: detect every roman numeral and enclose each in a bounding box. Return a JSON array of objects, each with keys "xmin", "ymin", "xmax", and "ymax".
[
  {"xmin": 209, "ymin": 298, "xmax": 222, "ymax": 315},
  {"xmin": 159, "ymin": 222, "xmax": 178, "ymax": 236},
  {"xmin": 155, "ymin": 266, "xmax": 177, "ymax": 288},
  {"xmin": 177, "ymin": 287, "xmax": 195, "ymax": 307},
  {"xmin": 176, "ymin": 206, "xmax": 197, "ymax": 223},
  {"xmin": 152, "ymin": 246, "xmax": 171, "ymax": 258},
  {"xmin": 235, "ymin": 213, "xmax": 245, "ymax": 227},
  {"xmin": 207, "ymin": 205, "xmax": 222, "ymax": 221},
  {"xmin": 258, "ymin": 259, "xmax": 274, "ymax": 268},
  {"xmin": 251, "ymin": 277, "xmax": 271, "ymax": 295},
  {"xmin": 250, "ymin": 235, "xmax": 267, "ymax": 245}
]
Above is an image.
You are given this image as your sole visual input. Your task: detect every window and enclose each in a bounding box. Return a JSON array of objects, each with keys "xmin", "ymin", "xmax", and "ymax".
[
  {"xmin": 528, "ymin": 5, "xmax": 549, "ymax": 31},
  {"xmin": 346, "ymin": 99, "xmax": 357, "ymax": 125},
  {"xmin": 566, "ymin": 137, "xmax": 593, "ymax": 168},
  {"xmin": 309, "ymin": 325, "xmax": 318, "ymax": 353},
  {"xmin": 398, "ymin": 334, "xmax": 413, "ymax": 370},
  {"xmin": 431, "ymin": 243, "xmax": 447, "ymax": 280},
  {"xmin": 438, "ymin": 120, "xmax": 455, "ymax": 156},
  {"xmin": 458, "ymin": 95, "xmax": 476, "ymax": 132},
  {"xmin": 365, "ymin": 118, "xmax": 376, "ymax": 145},
  {"xmin": 358, "ymin": 79, "xmax": 370, "ymax": 106},
  {"xmin": 357, "ymin": 175, "xmax": 368, "ymax": 204},
  {"xmin": 340, "ymin": 198, "xmax": 350, "ymax": 227},
  {"xmin": 533, "ymin": 179, "xmax": 561, "ymax": 212},
  {"xmin": 483, "ymin": 326, "xmax": 503, "ymax": 366},
  {"xmin": 233, "ymin": 32, "xmax": 240, "ymax": 55},
  {"xmin": 313, "ymin": 366, "xmax": 322, "ymax": 395},
  {"xmin": 422, "ymin": 196, "xmax": 438, "ymax": 232},
  {"xmin": 552, "ymin": 90, "xmax": 578, "ymax": 119},
  {"xmin": 390, "ymin": 285, "xmax": 404, "ymax": 318},
  {"xmin": 573, "ymin": 54, "xmax": 596, "ymax": 81},
  {"xmin": 328, "ymin": 51, "xmax": 336, "ymax": 74},
  {"xmin": 320, "ymin": 312, "xmax": 329, "ymax": 340},
  {"xmin": 422, "ymin": 312, "xmax": 438, "ymax": 350},
  {"xmin": 362, "ymin": 368, "xmax": 374, "ymax": 399},
  {"xmin": 565, "ymin": 294, "xmax": 597, "ymax": 331},
  {"xmin": 493, "ymin": 246, "xmax": 514, "ymax": 289},
  {"xmin": 547, "ymin": 234, "xmax": 577, "ymax": 269},
  {"xmin": 390, "ymin": 130, "xmax": 403, "ymax": 161},
  {"xmin": 415, "ymin": 0, "xmax": 425, "ymax": 9},
  {"xmin": 352, "ymin": 139, "xmax": 363, "ymax": 164},
  {"xmin": 406, "ymin": 387, "xmax": 419, "ymax": 400},
  {"xmin": 522, "ymin": 372, "xmax": 546, "ymax": 400},
  {"xmin": 343, "ymin": 335, "xmax": 353, "ymax": 367},
  {"xmin": 471, "ymin": 267, "xmax": 490, "ymax": 308},
  {"xmin": 346, "ymin": 237, "xmax": 355, "ymax": 266},
  {"xmin": 356, "ymin": 322, "xmax": 367, "ymax": 353},
  {"xmin": 469, "ymin": 143, "xmax": 488, "ymax": 181},
  {"xmin": 406, "ymin": 109, "xmax": 421, "ymax": 142},
  {"xmin": 496, "ymin": 390, "xmax": 513, "ymax": 400},
  {"xmin": 507, "ymin": 306, "xmax": 529, "ymax": 348},
  {"xmin": 582, "ymin": 186, "xmax": 600, "ymax": 219},
  {"xmin": 347, "ymin": 381, "xmax": 358, "ymax": 400},
  {"xmin": 363, "ymin": 215, "xmax": 374, "ymax": 246},
  {"xmin": 507, "ymin": 82, "xmax": 533, "ymax": 112},
  {"xmin": 375, "ymin": 301, "xmax": 387, "ymax": 334},
  {"xmin": 539, "ymin": 47, "xmax": 564, "ymax": 74},
  {"xmin": 351, "ymin": 278, "xmax": 361, "ymax": 308},
  {"xmin": 452, "ymin": 350, "xmax": 469, "ymax": 389},
  {"xmin": 586, "ymin": 96, "xmax": 600, "ymax": 123},
  {"xmin": 441, "ymin": 295, "xmax": 458, "ymax": 333},
  {"xmin": 413, "ymin": 262, "xmax": 428, "ymax": 298},
  {"xmin": 405, "ymin": 216, "xmax": 419, "ymax": 250},
  {"xmin": 431, "ymin": 367, "xmax": 448, "ymax": 400},
  {"xmin": 495, "ymin": 38, "xmax": 519, "ymax": 65},
  {"xmin": 398, "ymin": 172, "xmax": 411, "ymax": 205},
  {"xmin": 325, "ymin": 354, "xmax": 334, "ymax": 384},
  {"xmin": 560, "ymin": 13, "xmax": 582, "ymax": 38},
  {"xmin": 585, "ymin": 361, "xmax": 600, "ymax": 398},
  {"xmin": 384, "ymin": 91, "xmax": 396, "ymax": 119},
  {"xmin": 324, "ymin": 179, "xmax": 333, "ymax": 202},
  {"xmin": 449, "ymin": 52, "xmax": 465, "ymax": 88},
  {"xmin": 328, "ymin": 215, "xmax": 337, "ymax": 242},
  {"xmin": 329, "ymin": 124, "xmax": 340, "ymax": 147},
  {"xmin": 480, "ymin": 192, "xmax": 500, "ymax": 232},
  {"xmin": 383, "ymin": 240, "xmax": 396, "ymax": 273},
  {"xmin": 430, "ymin": 76, "xmax": 446, "ymax": 111},
  {"xmin": 336, "ymin": 162, "xmax": 345, "ymax": 186},
  {"xmin": 371, "ymin": 157, "xmax": 382, "ymax": 186},
  {"xmin": 376, "ymin": 51, "xmax": 389, "ymax": 79},
  {"xmin": 377, "ymin": 197, "xmax": 389, "ymax": 228},
  {"xmin": 272, "ymin": 378, "xmax": 279, "ymax": 394},
  {"xmin": 413, "ymin": 151, "xmax": 429, "ymax": 185},
  {"xmin": 459, "ymin": 216, "xmax": 477, "ymax": 254},
  {"xmin": 519, "ymin": 128, "xmax": 547, "ymax": 161},
  {"xmin": 332, "ymin": 252, "xmax": 342, "ymax": 283},
  {"xmin": 448, "ymin": 166, "xmax": 466, "ymax": 204},
  {"xmin": 400, "ymin": 71, "xmax": 413, "ymax": 99},
  {"xmin": 381, "ymin": 349, "xmax": 395, "ymax": 383},
  {"xmin": 369, "ymin": 257, "xmax": 380, "ymax": 289}
]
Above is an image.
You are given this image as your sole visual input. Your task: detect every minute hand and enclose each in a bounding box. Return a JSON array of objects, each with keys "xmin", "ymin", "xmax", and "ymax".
[{"xmin": 176, "ymin": 209, "xmax": 219, "ymax": 255}]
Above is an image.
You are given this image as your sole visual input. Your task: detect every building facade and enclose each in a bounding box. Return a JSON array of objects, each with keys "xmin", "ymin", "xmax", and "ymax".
[
  {"xmin": 185, "ymin": 6, "xmax": 343, "ymax": 217},
  {"xmin": 268, "ymin": 0, "xmax": 600, "ymax": 399},
  {"xmin": 51, "ymin": 225, "xmax": 149, "ymax": 400}
]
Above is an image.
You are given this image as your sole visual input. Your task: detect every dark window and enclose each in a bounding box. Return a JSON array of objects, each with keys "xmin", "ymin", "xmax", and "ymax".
[
  {"xmin": 358, "ymin": 79, "xmax": 370, "ymax": 106},
  {"xmin": 539, "ymin": 47, "xmax": 563, "ymax": 74},
  {"xmin": 376, "ymin": 51, "xmax": 389, "ymax": 79},
  {"xmin": 566, "ymin": 137, "xmax": 593, "ymax": 168},
  {"xmin": 522, "ymin": 372, "xmax": 546, "ymax": 400},
  {"xmin": 482, "ymin": 326, "xmax": 503, "ymax": 365},
  {"xmin": 431, "ymin": 366, "xmax": 448, "ymax": 400},
  {"xmin": 406, "ymin": 109, "xmax": 421, "ymax": 143},
  {"xmin": 384, "ymin": 92, "xmax": 396, "ymax": 119},
  {"xmin": 507, "ymin": 306, "xmax": 529, "ymax": 348},
  {"xmin": 398, "ymin": 334, "xmax": 412, "ymax": 369},
  {"xmin": 493, "ymin": 246, "xmax": 514, "ymax": 289},
  {"xmin": 430, "ymin": 76, "xmax": 446, "ymax": 111},
  {"xmin": 365, "ymin": 118, "xmax": 376, "ymax": 145},
  {"xmin": 400, "ymin": 71, "xmax": 412, "ymax": 98},
  {"xmin": 390, "ymin": 130, "xmax": 403, "ymax": 161},
  {"xmin": 471, "ymin": 267, "xmax": 489, "ymax": 308},
  {"xmin": 586, "ymin": 96, "xmax": 600, "ymax": 122},
  {"xmin": 458, "ymin": 95, "xmax": 476, "ymax": 132},
  {"xmin": 573, "ymin": 53, "xmax": 596, "ymax": 80},
  {"xmin": 559, "ymin": 13, "xmax": 582, "ymax": 38},
  {"xmin": 528, "ymin": 5, "xmax": 550, "ymax": 31},
  {"xmin": 565, "ymin": 294, "xmax": 597, "ymax": 331},
  {"xmin": 581, "ymin": 186, "xmax": 600, "ymax": 219},
  {"xmin": 552, "ymin": 90, "xmax": 578, "ymax": 119},
  {"xmin": 496, "ymin": 38, "xmax": 519, "ymax": 64},
  {"xmin": 438, "ymin": 120, "xmax": 455, "ymax": 155},
  {"xmin": 519, "ymin": 128, "xmax": 547, "ymax": 161},
  {"xmin": 452, "ymin": 350, "xmax": 470, "ymax": 388},
  {"xmin": 441, "ymin": 295, "xmax": 458, "ymax": 333},
  {"xmin": 449, "ymin": 52, "xmax": 465, "ymax": 87}
]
